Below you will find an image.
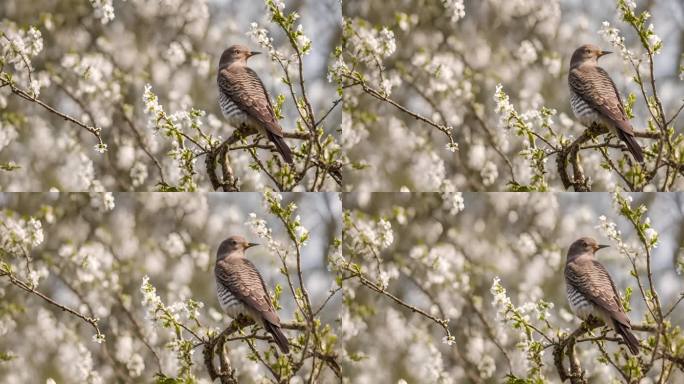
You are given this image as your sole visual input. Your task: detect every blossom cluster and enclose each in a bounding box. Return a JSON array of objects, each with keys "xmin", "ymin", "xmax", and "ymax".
[
  {"xmin": 0, "ymin": 21, "xmax": 44, "ymax": 97},
  {"xmin": 142, "ymin": 84, "xmax": 209, "ymax": 191},
  {"xmin": 442, "ymin": 0, "xmax": 466, "ymax": 24},
  {"xmin": 1, "ymin": 0, "xmax": 341, "ymax": 191},
  {"xmin": 89, "ymin": 0, "xmax": 116, "ymax": 24},
  {"xmin": 343, "ymin": 0, "xmax": 681, "ymax": 192},
  {"xmin": 0, "ymin": 211, "xmax": 44, "ymax": 263},
  {"xmin": 339, "ymin": 190, "xmax": 684, "ymax": 382}
]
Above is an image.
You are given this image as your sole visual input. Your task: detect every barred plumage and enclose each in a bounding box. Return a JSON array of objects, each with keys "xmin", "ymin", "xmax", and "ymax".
[
  {"xmin": 218, "ymin": 91, "xmax": 245, "ymax": 120},
  {"xmin": 568, "ymin": 44, "xmax": 643, "ymax": 162},
  {"xmin": 217, "ymin": 45, "xmax": 293, "ymax": 163},
  {"xmin": 216, "ymin": 278, "xmax": 246, "ymax": 319},
  {"xmin": 569, "ymin": 91, "xmax": 602, "ymax": 127},
  {"xmin": 215, "ymin": 235, "xmax": 290, "ymax": 354},
  {"xmin": 566, "ymin": 282, "xmax": 596, "ymax": 320},
  {"xmin": 565, "ymin": 237, "xmax": 639, "ymax": 355}
]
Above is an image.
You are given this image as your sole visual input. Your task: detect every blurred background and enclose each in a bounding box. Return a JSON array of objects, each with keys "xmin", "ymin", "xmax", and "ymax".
[
  {"xmin": 0, "ymin": 192, "xmax": 341, "ymax": 383},
  {"xmin": 341, "ymin": 192, "xmax": 684, "ymax": 383},
  {"xmin": 0, "ymin": 0, "xmax": 341, "ymax": 191},
  {"xmin": 343, "ymin": 0, "xmax": 684, "ymax": 191}
]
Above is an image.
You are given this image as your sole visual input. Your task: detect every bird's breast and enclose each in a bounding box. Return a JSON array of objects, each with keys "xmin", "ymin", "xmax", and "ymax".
[
  {"xmin": 216, "ymin": 281, "xmax": 247, "ymax": 319},
  {"xmin": 218, "ymin": 92, "xmax": 264, "ymax": 134},
  {"xmin": 218, "ymin": 92, "xmax": 246, "ymax": 119},
  {"xmin": 566, "ymin": 282, "xmax": 596, "ymax": 320},
  {"xmin": 570, "ymin": 92, "xmax": 601, "ymax": 124}
]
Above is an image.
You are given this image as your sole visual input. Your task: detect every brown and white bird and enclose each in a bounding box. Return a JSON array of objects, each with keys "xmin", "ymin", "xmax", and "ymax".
[
  {"xmin": 215, "ymin": 235, "xmax": 290, "ymax": 353},
  {"xmin": 565, "ymin": 237, "xmax": 639, "ymax": 355},
  {"xmin": 568, "ymin": 44, "xmax": 644, "ymax": 163},
  {"xmin": 217, "ymin": 45, "xmax": 294, "ymax": 164}
]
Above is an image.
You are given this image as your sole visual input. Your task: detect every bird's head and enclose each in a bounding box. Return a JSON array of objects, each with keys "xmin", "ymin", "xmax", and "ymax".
[
  {"xmin": 570, "ymin": 44, "xmax": 611, "ymax": 68},
  {"xmin": 219, "ymin": 45, "xmax": 261, "ymax": 68},
  {"xmin": 568, "ymin": 237, "xmax": 609, "ymax": 260},
  {"xmin": 217, "ymin": 235, "xmax": 259, "ymax": 260}
]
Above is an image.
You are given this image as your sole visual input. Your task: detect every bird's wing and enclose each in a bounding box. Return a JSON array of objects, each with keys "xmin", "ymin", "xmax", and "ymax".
[
  {"xmin": 215, "ymin": 258, "xmax": 281, "ymax": 326},
  {"xmin": 568, "ymin": 66, "xmax": 635, "ymax": 136},
  {"xmin": 565, "ymin": 260, "xmax": 631, "ymax": 327},
  {"xmin": 217, "ymin": 66, "xmax": 284, "ymax": 137}
]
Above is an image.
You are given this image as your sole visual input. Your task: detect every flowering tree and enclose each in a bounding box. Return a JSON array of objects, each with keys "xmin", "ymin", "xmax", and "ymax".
[
  {"xmin": 0, "ymin": 0, "xmax": 342, "ymax": 192},
  {"xmin": 0, "ymin": 192, "xmax": 342, "ymax": 383},
  {"xmin": 4, "ymin": 1, "xmax": 684, "ymax": 383},
  {"xmin": 339, "ymin": 191, "xmax": 684, "ymax": 382},
  {"xmin": 339, "ymin": 0, "xmax": 684, "ymax": 192}
]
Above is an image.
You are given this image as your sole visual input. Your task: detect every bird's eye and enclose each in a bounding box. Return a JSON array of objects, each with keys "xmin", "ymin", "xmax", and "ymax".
[
  {"xmin": 230, "ymin": 240, "xmax": 236, "ymax": 245},
  {"xmin": 584, "ymin": 49, "xmax": 591, "ymax": 53}
]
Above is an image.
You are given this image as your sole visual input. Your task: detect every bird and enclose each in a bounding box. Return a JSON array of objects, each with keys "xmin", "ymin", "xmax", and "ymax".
[
  {"xmin": 217, "ymin": 44, "xmax": 294, "ymax": 164},
  {"xmin": 214, "ymin": 235, "xmax": 290, "ymax": 353},
  {"xmin": 565, "ymin": 237, "xmax": 639, "ymax": 355},
  {"xmin": 568, "ymin": 44, "xmax": 644, "ymax": 163}
]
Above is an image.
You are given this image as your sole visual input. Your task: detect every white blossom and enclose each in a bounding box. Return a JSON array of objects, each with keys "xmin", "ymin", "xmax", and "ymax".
[
  {"xmin": 92, "ymin": 333, "xmax": 105, "ymax": 344},
  {"xmin": 126, "ymin": 353, "xmax": 145, "ymax": 377},
  {"xmin": 377, "ymin": 219, "xmax": 394, "ymax": 249},
  {"xmin": 348, "ymin": 24, "xmax": 396, "ymax": 66},
  {"xmin": 89, "ymin": 0, "xmax": 115, "ymax": 24},
  {"xmin": 165, "ymin": 41, "xmax": 187, "ymax": 67},
  {"xmin": 517, "ymin": 40, "xmax": 538, "ymax": 65},
  {"xmin": 442, "ymin": 0, "xmax": 466, "ymax": 23},
  {"xmin": 477, "ymin": 355, "xmax": 496, "ymax": 379},
  {"xmin": 164, "ymin": 233, "xmax": 186, "ymax": 256},
  {"xmin": 598, "ymin": 21, "xmax": 634, "ymax": 61},
  {"xmin": 140, "ymin": 275, "xmax": 162, "ymax": 316},
  {"xmin": 246, "ymin": 212, "xmax": 270, "ymax": 239},
  {"xmin": 130, "ymin": 161, "xmax": 148, "ymax": 187},
  {"xmin": 517, "ymin": 233, "xmax": 537, "ymax": 256},
  {"xmin": 441, "ymin": 186, "xmax": 465, "ymax": 216},
  {"xmin": 644, "ymin": 225, "xmax": 659, "ymax": 248},
  {"xmin": 94, "ymin": 143, "xmax": 108, "ymax": 154},
  {"xmin": 0, "ymin": 212, "xmax": 44, "ymax": 254},
  {"xmin": 295, "ymin": 24, "xmax": 312, "ymax": 54},
  {"xmin": 493, "ymin": 84, "xmax": 514, "ymax": 129},
  {"xmin": 247, "ymin": 22, "xmax": 275, "ymax": 56},
  {"xmin": 481, "ymin": 161, "xmax": 498, "ymax": 186}
]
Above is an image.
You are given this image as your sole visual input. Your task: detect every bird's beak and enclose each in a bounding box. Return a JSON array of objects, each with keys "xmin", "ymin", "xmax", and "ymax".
[
  {"xmin": 246, "ymin": 242, "xmax": 259, "ymax": 248},
  {"xmin": 249, "ymin": 51, "xmax": 262, "ymax": 57},
  {"xmin": 597, "ymin": 244, "xmax": 610, "ymax": 251},
  {"xmin": 599, "ymin": 50, "xmax": 612, "ymax": 57}
]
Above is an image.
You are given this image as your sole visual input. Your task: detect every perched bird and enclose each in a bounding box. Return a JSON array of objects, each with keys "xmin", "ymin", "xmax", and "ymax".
[
  {"xmin": 565, "ymin": 237, "xmax": 639, "ymax": 355},
  {"xmin": 568, "ymin": 44, "xmax": 644, "ymax": 163},
  {"xmin": 217, "ymin": 44, "xmax": 293, "ymax": 164},
  {"xmin": 215, "ymin": 235, "xmax": 290, "ymax": 353}
]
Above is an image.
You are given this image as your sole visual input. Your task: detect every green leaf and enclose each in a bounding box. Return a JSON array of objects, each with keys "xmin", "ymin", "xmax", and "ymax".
[
  {"xmin": 0, "ymin": 162, "xmax": 20, "ymax": 171},
  {"xmin": 0, "ymin": 351, "xmax": 15, "ymax": 362}
]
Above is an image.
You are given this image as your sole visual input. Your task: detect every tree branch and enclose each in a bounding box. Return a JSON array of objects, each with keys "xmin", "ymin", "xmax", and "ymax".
[
  {"xmin": 1, "ymin": 269, "xmax": 103, "ymax": 341},
  {"xmin": 2, "ymin": 79, "xmax": 104, "ymax": 146},
  {"xmin": 202, "ymin": 316, "xmax": 307, "ymax": 383}
]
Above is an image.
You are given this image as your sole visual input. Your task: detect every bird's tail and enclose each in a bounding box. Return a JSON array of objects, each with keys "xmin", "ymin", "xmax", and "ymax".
[
  {"xmin": 268, "ymin": 133, "xmax": 294, "ymax": 164},
  {"xmin": 619, "ymin": 131, "xmax": 644, "ymax": 163},
  {"xmin": 264, "ymin": 321, "xmax": 290, "ymax": 354},
  {"xmin": 613, "ymin": 320, "xmax": 639, "ymax": 355}
]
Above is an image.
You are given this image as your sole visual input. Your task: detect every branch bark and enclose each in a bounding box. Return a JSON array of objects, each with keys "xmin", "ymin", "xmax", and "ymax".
[
  {"xmin": 557, "ymin": 124, "xmax": 661, "ymax": 191},
  {"xmin": 205, "ymin": 125, "xmax": 312, "ymax": 191},
  {"xmin": 202, "ymin": 316, "xmax": 307, "ymax": 383},
  {"xmin": 553, "ymin": 318, "xmax": 658, "ymax": 383}
]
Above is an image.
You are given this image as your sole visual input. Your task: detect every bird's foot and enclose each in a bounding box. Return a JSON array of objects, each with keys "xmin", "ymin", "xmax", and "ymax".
[{"xmin": 580, "ymin": 316, "xmax": 603, "ymax": 332}]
